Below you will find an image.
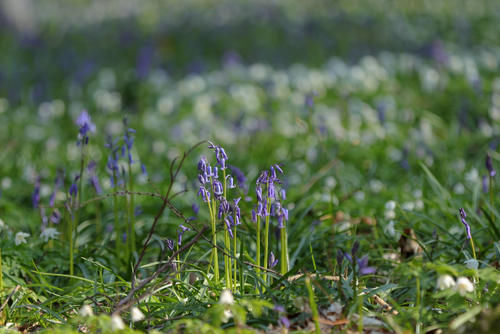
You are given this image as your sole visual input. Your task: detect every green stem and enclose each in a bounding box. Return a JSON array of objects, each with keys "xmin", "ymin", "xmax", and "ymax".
[
  {"xmin": 113, "ymin": 175, "xmax": 121, "ymax": 256},
  {"xmin": 128, "ymin": 160, "xmax": 136, "ymax": 260},
  {"xmin": 207, "ymin": 199, "xmax": 219, "ymax": 283},
  {"xmin": 489, "ymin": 175, "xmax": 494, "ymax": 225},
  {"xmin": 280, "ymin": 222, "xmax": 289, "ymax": 275},
  {"xmin": 305, "ymin": 276, "xmax": 321, "ymax": 334},
  {"xmin": 263, "ymin": 196, "xmax": 271, "ymax": 285},
  {"xmin": 0, "ymin": 247, "xmax": 3, "ymax": 297},
  {"xmin": 256, "ymin": 216, "xmax": 261, "ymax": 279},
  {"xmin": 233, "ymin": 221, "xmax": 237, "ymax": 291}
]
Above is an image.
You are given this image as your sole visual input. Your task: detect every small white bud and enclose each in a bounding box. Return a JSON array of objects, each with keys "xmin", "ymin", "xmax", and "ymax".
[
  {"xmin": 455, "ymin": 277, "xmax": 474, "ymax": 296},
  {"xmin": 110, "ymin": 314, "xmax": 125, "ymax": 331},
  {"xmin": 79, "ymin": 305, "xmax": 94, "ymax": 317},
  {"xmin": 437, "ymin": 275, "xmax": 455, "ymax": 290},
  {"xmin": 219, "ymin": 289, "xmax": 234, "ymax": 305},
  {"xmin": 131, "ymin": 306, "xmax": 145, "ymax": 322}
]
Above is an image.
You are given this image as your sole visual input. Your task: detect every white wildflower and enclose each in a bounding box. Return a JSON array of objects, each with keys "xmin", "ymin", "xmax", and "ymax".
[
  {"xmin": 221, "ymin": 309, "xmax": 233, "ymax": 323},
  {"xmin": 40, "ymin": 227, "xmax": 60, "ymax": 242},
  {"xmin": 131, "ymin": 306, "xmax": 145, "ymax": 322},
  {"xmin": 401, "ymin": 202, "xmax": 415, "ymax": 211},
  {"xmin": 384, "ymin": 220, "xmax": 397, "ymax": 238},
  {"xmin": 219, "ymin": 289, "xmax": 234, "ymax": 305},
  {"xmin": 369, "ymin": 179, "xmax": 384, "ymax": 193},
  {"xmin": 385, "ymin": 200, "xmax": 396, "ymax": 211},
  {"xmin": 455, "ymin": 277, "xmax": 474, "ymax": 296},
  {"xmin": 0, "ymin": 218, "xmax": 4, "ymax": 231},
  {"xmin": 354, "ymin": 191, "xmax": 365, "ymax": 201},
  {"xmin": 385, "ymin": 200, "xmax": 397, "ymax": 219},
  {"xmin": 110, "ymin": 314, "xmax": 125, "ymax": 331},
  {"xmin": 79, "ymin": 305, "xmax": 94, "ymax": 317},
  {"xmin": 453, "ymin": 183, "xmax": 465, "ymax": 195},
  {"xmin": 437, "ymin": 275, "xmax": 456, "ymax": 290},
  {"xmin": 15, "ymin": 232, "xmax": 30, "ymax": 246},
  {"xmin": 465, "ymin": 168, "xmax": 479, "ymax": 184}
]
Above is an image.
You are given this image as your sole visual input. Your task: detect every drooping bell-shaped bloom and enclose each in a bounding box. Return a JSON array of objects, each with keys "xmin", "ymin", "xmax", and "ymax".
[
  {"xmin": 459, "ymin": 208, "xmax": 471, "ymax": 239},
  {"xmin": 76, "ymin": 110, "xmax": 96, "ymax": 137}
]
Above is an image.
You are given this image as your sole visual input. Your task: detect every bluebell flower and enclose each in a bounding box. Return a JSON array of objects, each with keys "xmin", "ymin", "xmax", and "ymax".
[
  {"xmin": 459, "ymin": 208, "xmax": 471, "ymax": 239},
  {"xmin": 166, "ymin": 239, "xmax": 174, "ymax": 251},
  {"xmin": 141, "ymin": 163, "xmax": 147, "ymax": 176},
  {"xmin": 225, "ymin": 217, "xmax": 234, "ymax": 238},
  {"xmin": 177, "ymin": 225, "xmax": 190, "ymax": 245},
  {"xmin": 32, "ymin": 177, "xmax": 41, "ymax": 209},
  {"xmin": 269, "ymin": 251, "xmax": 278, "ymax": 268},
  {"xmin": 486, "ymin": 153, "xmax": 496, "ymax": 177},
  {"xmin": 49, "ymin": 170, "xmax": 64, "ymax": 207},
  {"xmin": 76, "ymin": 110, "xmax": 96, "ymax": 137}
]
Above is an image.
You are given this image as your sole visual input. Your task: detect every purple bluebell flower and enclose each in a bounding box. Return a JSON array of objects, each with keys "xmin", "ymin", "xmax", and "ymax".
[
  {"xmin": 213, "ymin": 180, "xmax": 223, "ymax": 197},
  {"xmin": 123, "ymin": 127, "xmax": 135, "ymax": 164},
  {"xmin": 256, "ymin": 185, "xmax": 263, "ymax": 202},
  {"xmin": 87, "ymin": 161, "xmax": 102, "ymax": 195},
  {"xmin": 336, "ymin": 249, "xmax": 344, "ymax": 266},
  {"xmin": 229, "ymin": 165, "xmax": 247, "ymax": 192},
  {"xmin": 166, "ymin": 239, "xmax": 174, "ymax": 251},
  {"xmin": 197, "ymin": 186, "xmax": 210, "ymax": 202},
  {"xmin": 486, "ymin": 153, "xmax": 496, "ymax": 177},
  {"xmin": 32, "ymin": 177, "xmax": 41, "ymax": 209},
  {"xmin": 305, "ymin": 93, "xmax": 315, "ymax": 109},
  {"xmin": 69, "ymin": 182, "xmax": 78, "ymax": 198},
  {"xmin": 192, "ymin": 203, "xmax": 199, "ymax": 215},
  {"xmin": 280, "ymin": 317, "xmax": 290, "ymax": 329},
  {"xmin": 358, "ymin": 256, "xmax": 376, "ymax": 275},
  {"xmin": 134, "ymin": 206, "xmax": 143, "ymax": 217},
  {"xmin": 177, "ymin": 225, "xmax": 190, "ymax": 245},
  {"xmin": 198, "ymin": 157, "xmax": 207, "ymax": 172},
  {"xmin": 269, "ymin": 251, "xmax": 278, "ymax": 268},
  {"xmin": 459, "ymin": 208, "xmax": 471, "ymax": 239},
  {"xmin": 227, "ymin": 175, "xmax": 236, "ymax": 189},
  {"xmin": 280, "ymin": 189, "xmax": 286, "ymax": 201},
  {"xmin": 141, "ymin": 163, "xmax": 147, "ymax": 176},
  {"xmin": 225, "ymin": 217, "xmax": 234, "ymax": 238},
  {"xmin": 76, "ymin": 110, "xmax": 96, "ymax": 137},
  {"xmin": 274, "ymin": 305, "xmax": 285, "ymax": 313},
  {"xmin": 49, "ymin": 170, "xmax": 64, "ymax": 207},
  {"xmin": 251, "ymin": 209, "xmax": 257, "ymax": 222},
  {"xmin": 50, "ymin": 209, "xmax": 61, "ymax": 224}
]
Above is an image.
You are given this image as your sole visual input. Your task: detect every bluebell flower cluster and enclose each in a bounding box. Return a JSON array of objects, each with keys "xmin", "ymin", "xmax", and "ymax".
[
  {"xmin": 197, "ymin": 142, "xmax": 240, "ymax": 237},
  {"xmin": 255, "ymin": 164, "xmax": 288, "ymax": 228},
  {"xmin": 76, "ymin": 110, "xmax": 96, "ymax": 145}
]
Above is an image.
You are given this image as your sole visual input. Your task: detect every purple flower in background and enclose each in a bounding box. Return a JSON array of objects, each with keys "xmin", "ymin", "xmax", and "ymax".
[
  {"xmin": 486, "ymin": 153, "xmax": 496, "ymax": 177},
  {"xmin": 229, "ymin": 165, "xmax": 247, "ymax": 192},
  {"xmin": 192, "ymin": 203, "xmax": 199, "ymax": 215},
  {"xmin": 32, "ymin": 177, "xmax": 41, "ymax": 209},
  {"xmin": 134, "ymin": 206, "xmax": 143, "ymax": 217},
  {"xmin": 251, "ymin": 209, "xmax": 257, "ymax": 222},
  {"xmin": 123, "ymin": 126, "xmax": 135, "ymax": 164},
  {"xmin": 50, "ymin": 209, "xmax": 61, "ymax": 224},
  {"xmin": 280, "ymin": 316, "xmax": 290, "ymax": 329},
  {"xmin": 166, "ymin": 239, "xmax": 174, "ymax": 251},
  {"xmin": 49, "ymin": 170, "xmax": 64, "ymax": 207},
  {"xmin": 141, "ymin": 163, "xmax": 147, "ymax": 176},
  {"xmin": 87, "ymin": 161, "xmax": 102, "ymax": 195},
  {"xmin": 177, "ymin": 225, "xmax": 190, "ymax": 245},
  {"xmin": 269, "ymin": 251, "xmax": 278, "ymax": 268},
  {"xmin": 459, "ymin": 208, "xmax": 471, "ymax": 239},
  {"xmin": 69, "ymin": 182, "xmax": 78, "ymax": 198},
  {"xmin": 76, "ymin": 110, "xmax": 96, "ymax": 137},
  {"xmin": 357, "ymin": 256, "xmax": 376, "ymax": 275},
  {"xmin": 225, "ymin": 216, "xmax": 234, "ymax": 238}
]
